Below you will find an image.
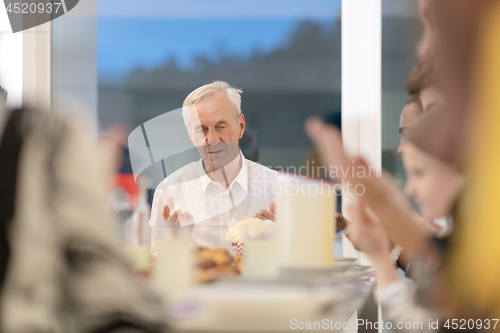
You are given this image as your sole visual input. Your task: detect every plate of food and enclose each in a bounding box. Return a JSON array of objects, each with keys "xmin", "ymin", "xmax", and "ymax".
[{"xmin": 195, "ymin": 247, "xmax": 243, "ymax": 284}]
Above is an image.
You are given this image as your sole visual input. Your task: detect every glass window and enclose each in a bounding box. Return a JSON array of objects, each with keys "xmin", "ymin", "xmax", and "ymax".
[
  {"xmin": 97, "ymin": 0, "xmax": 341, "ymax": 187},
  {"xmin": 382, "ymin": 0, "xmax": 421, "ymax": 183}
]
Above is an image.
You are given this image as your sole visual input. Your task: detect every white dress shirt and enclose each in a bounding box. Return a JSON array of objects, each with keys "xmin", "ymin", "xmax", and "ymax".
[{"xmin": 149, "ymin": 152, "xmax": 278, "ymax": 254}]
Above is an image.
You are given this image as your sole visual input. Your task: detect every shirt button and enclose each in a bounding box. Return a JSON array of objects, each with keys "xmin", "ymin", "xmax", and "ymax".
[{"xmin": 223, "ymin": 223, "xmax": 228, "ymax": 227}]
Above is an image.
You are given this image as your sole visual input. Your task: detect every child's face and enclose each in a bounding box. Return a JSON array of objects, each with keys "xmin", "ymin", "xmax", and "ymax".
[{"xmin": 404, "ymin": 143, "xmax": 463, "ymax": 218}]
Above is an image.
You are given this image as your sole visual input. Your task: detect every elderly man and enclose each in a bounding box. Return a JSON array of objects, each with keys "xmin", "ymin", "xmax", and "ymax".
[{"xmin": 149, "ymin": 81, "xmax": 278, "ymax": 254}]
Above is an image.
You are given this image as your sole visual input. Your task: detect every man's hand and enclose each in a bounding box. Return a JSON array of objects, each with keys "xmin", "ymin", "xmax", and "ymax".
[
  {"xmin": 335, "ymin": 212, "xmax": 349, "ymax": 231},
  {"xmin": 254, "ymin": 201, "xmax": 276, "ymax": 221},
  {"xmin": 162, "ymin": 205, "xmax": 194, "ymax": 232}
]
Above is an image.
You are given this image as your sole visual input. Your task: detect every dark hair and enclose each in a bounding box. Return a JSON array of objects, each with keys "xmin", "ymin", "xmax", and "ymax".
[{"xmin": 406, "ymin": 60, "xmax": 435, "ymax": 105}]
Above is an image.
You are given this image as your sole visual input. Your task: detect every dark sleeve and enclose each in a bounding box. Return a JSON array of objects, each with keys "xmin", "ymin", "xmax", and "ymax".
[{"xmin": 0, "ymin": 109, "xmax": 25, "ymax": 290}]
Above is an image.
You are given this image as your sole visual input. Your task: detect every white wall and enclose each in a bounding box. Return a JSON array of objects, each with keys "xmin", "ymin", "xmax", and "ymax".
[
  {"xmin": 341, "ymin": 1, "xmax": 382, "ymax": 330},
  {"xmin": 341, "ymin": 0, "xmax": 382, "ymax": 262}
]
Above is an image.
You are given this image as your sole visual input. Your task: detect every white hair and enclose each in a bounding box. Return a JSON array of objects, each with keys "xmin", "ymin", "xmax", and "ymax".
[{"xmin": 182, "ymin": 81, "xmax": 243, "ymax": 129}]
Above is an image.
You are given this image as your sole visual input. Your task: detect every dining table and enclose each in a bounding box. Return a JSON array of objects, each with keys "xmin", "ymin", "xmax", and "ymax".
[{"xmin": 166, "ymin": 257, "xmax": 376, "ymax": 333}]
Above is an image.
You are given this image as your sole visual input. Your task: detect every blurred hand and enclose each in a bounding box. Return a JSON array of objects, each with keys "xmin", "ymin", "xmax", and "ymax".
[
  {"xmin": 348, "ymin": 202, "xmax": 399, "ymax": 288},
  {"xmin": 305, "ymin": 117, "xmax": 398, "ymax": 208},
  {"xmin": 255, "ymin": 201, "xmax": 276, "ymax": 221},
  {"xmin": 305, "ymin": 117, "xmax": 428, "ymax": 257},
  {"xmin": 413, "ymin": 215, "xmax": 442, "ymax": 235},
  {"xmin": 346, "ymin": 202, "xmax": 392, "ymax": 260},
  {"xmin": 162, "ymin": 204, "xmax": 194, "ymax": 234}
]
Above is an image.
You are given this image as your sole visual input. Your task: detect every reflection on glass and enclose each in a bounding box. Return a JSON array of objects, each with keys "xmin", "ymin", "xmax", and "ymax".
[{"xmin": 97, "ymin": 0, "xmax": 341, "ymax": 175}]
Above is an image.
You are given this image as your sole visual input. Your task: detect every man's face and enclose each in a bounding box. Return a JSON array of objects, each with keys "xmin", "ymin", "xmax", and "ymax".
[
  {"xmin": 186, "ymin": 91, "xmax": 245, "ymax": 171},
  {"xmin": 398, "ymin": 102, "xmax": 422, "ymax": 155}
]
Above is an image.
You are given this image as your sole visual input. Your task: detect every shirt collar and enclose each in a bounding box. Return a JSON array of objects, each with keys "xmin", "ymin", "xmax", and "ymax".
[
  {"xmin": 198, "ymin": 151, "xmax": 248, "ymax": 193},
  {"xmin": 232, "ymin": 152, "xmax": 248, "ymax": 193}
]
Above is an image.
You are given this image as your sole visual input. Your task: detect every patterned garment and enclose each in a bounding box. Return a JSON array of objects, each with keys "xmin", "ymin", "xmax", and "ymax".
[{"xmin": 0, "ymin": 108, "xmax": 169, "ymax": 333}]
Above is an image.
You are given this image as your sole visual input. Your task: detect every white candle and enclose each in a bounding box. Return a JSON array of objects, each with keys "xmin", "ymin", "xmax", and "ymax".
[
  {"xmin": 275, "ymin": 174, "xmax": 336, "ymax": 268},
  {"xmin": 152, "ymin": 238, "xmax": 194, "ymax": 302}
]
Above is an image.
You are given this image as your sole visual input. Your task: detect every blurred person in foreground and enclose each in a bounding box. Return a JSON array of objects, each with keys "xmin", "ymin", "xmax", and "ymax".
[
  {"xmin": 399, "ymin": 61, "xmax": 454, "ymax": 236},
  {"xmin": 309, "ymin": 0, "xmax": 500, "ymax": 327},
  {"xmin": 149, "ymin": 81, "xmax": 278, "ymax": 255},
  {"xmin": 344, "ymin": 113, "xmax": 463, "ymax": 332},
  {"xmin": 306, "ymin": 110, "xmax": 462, "ymax": 333},
  {"xmin": 305, "ymin": 43, "xmax": 463, "ymax": 325},
  {"xmin": 0, "ymin": 106, "xmax": 168, "ymax": 332},
  {"xmin": 418, "ymin": 0, "xmax": 500, "ymax": 322}
]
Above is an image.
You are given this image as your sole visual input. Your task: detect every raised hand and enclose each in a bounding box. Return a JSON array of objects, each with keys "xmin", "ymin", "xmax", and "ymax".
[
  {"xmin": 162, "ymin": 205, "xmax": 194, "ymax": 234},
  {"xmin": 254, "ymin": 201, "xmax": 276, "ymax": 221},
  {"xmin": 346, "ymin": 202, "xmax": 392, "ymax": 260},
  {"xmin": 305, "ymin": 117, "xmax": 429, "ymax": 258}
]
